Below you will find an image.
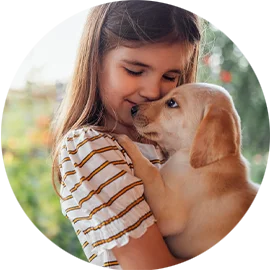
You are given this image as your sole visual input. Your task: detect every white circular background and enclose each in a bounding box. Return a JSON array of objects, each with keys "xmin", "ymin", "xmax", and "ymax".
[{"xmin": 0, "ymin": 0, "xmax": 270, "ymax": 270}]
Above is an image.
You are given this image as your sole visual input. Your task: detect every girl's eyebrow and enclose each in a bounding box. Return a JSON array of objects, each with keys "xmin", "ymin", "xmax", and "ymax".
[{"xmin": 122, "ymin": 59, "xmax": 182, "ymax": 74}]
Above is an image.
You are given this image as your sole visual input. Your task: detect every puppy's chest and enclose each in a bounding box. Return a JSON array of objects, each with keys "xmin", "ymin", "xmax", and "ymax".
[
  {"xmin": 160, "ymin": 159, "xmax": 203, "ymax": 196},
  {"xmin": 160, "ymin": 154, "xmax": 190, "ymax": 176},
  {"xmin": 161, "ymin": 162, "xmax": 189, "ymax": 176}
]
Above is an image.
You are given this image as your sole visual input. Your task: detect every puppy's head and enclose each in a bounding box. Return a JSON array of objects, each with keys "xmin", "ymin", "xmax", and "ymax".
[{"xmin": 132, "ymin": 83, "xmax": 241, "ymax": 167}]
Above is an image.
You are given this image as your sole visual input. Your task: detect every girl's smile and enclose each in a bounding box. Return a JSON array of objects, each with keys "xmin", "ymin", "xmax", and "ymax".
[{"xmin": 99, "ymin": 42, "xmax": 194, "ymax": 137}]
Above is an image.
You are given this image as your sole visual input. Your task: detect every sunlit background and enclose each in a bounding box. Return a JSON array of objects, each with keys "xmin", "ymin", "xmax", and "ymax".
[{"xmin": 1, "ymin": 9, "xmax": 269, "ymax": 262}]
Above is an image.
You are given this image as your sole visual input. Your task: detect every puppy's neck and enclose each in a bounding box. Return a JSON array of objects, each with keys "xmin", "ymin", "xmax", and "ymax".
[
  {"xmin": 167, "ymin": 149, "xmax": 190, "ymax": 165},
  {"xmin": 161, "ymin": 149, "xmax": 192, "ymax": 178},
  {"xmin": 160, "ymin": 145, "xmax": 190, "ymax": 162}
]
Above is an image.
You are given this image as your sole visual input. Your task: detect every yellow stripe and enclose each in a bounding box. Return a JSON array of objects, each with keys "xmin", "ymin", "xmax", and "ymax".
[
  {"xmin": 150, "ymin": 159, "xmax": 160, "ymax": 164},
  {"xmin": 82, "ymin": 241, "xmax": 89, "ymax": 248},
  {"xmin": 73, "ymin": 180, "xmax": 143, "ymax": 224},
  {"xmin": 65, "ymin": 170, "xmax": 127, "ymax": 213},
  {"xmin": 59, "ymin": 157, "xmax": 71, "ymax": 169},
  {"xmin": 67, "ymin": 134, "xmax": 104, "ymax": 155},
  {"xmin": 83, "ymin": 195, "xmax": 144, "ymax": 234},
  {"xmin": 104, "ymin": 156, "xmax": 159, "ymax": 168},
  {"xmin": 69, "ymin": 160, "xmax": 127, "ymax": 193},
  {"xmin": 68, "ymin": 138, "xmax": 89, "ymax": 155},
  {"xmin": 61, "ymin": 194, "xmax": 72, "ymax": 201},
  {"xmin": 60, "ymin": 157, "xmax": 71, "ymax": 165},
  {"xmin": 62, "ymin": 144, "xmax": 67, "ymax": 150},
  {"xmin": 67, "ymin": 133, "xmax": 81, "ymax": 141},
  {"xmin": 111, "ymin": 160, "xmax": 128, "ymax": 166},
  {"xmin": 60, "ymin": 180, "xmax": 66, "ymax": 187},
  {"xmin": 76, "ymin": 230, "xmax": 81, "ymax": 235},
  {"xmin": 103, "ymin": 261, "xmax": 119, "ymax": 267},
  {"xmin": 63, "ymin": 170, "xmax": 76, "ymax": 181},
  {"xmin": 70, "ymin": 160, "xmax": 110, "ymax": 193},
  {"xmin": 62, "ymin": 160, "xmax": 128, "ymax": 203},
  {"xmin": 92, "ymin": 211, "xmax": 152, "ymax": 248},
  {"xmin": 74, "ymin": 146, "xmax": 119, "ymax": 168},
  {"xmin": 66, "ymin": 132, "xmax": 114, "ymax": 143},
  {"xmin": 104, "ymin": 134, "xmax": 117, "ymax": 141},
  {"xmin": 89, "ymin": 254, "xmax": 97, "ymax": 262}
]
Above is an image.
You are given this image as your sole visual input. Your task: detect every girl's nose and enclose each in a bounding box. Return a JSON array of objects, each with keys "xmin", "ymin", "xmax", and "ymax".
[{"xmin": 139, "ymin": 82, "xmax": 162, "ymax": 101}]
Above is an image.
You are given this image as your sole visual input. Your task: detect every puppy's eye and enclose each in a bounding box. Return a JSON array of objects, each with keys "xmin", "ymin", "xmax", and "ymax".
[{"xmin": 166, "ymin": 98, "xmax": 179, "ymax": 108}]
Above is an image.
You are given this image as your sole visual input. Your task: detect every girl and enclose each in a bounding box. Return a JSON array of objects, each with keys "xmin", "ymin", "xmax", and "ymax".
[{"xmin": 51, "ymin": 1, "xmax": 202, "ymax": 269}]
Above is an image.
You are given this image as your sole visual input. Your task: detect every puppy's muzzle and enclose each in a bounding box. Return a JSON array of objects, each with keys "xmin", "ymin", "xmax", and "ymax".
[{"xmin": 131, "ymin": 105, "xmax": 149, "ymax": 127}]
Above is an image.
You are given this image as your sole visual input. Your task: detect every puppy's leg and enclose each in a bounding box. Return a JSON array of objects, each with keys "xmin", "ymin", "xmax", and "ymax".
[
  {"xmin": 115, "ymin": 135, "xmax": 187, "ymax": 236},
  {"xmin": 114, "ymin": 134, "xmax": 161, "ymax": 183},
  {"xmin": 115, "ymin": 135, "xmax": 182, "ymax": 236}
]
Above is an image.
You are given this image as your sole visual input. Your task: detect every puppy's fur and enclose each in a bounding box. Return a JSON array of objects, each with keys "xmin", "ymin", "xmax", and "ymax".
[{"xmin": 116, "ymin": 83, "xmax": 258, "ymax": 259}]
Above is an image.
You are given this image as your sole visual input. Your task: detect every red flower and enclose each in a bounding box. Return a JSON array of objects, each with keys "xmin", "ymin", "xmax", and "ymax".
[{"xmin": 220, "ymin": 70, "xmax": 232, "ymax": 83}]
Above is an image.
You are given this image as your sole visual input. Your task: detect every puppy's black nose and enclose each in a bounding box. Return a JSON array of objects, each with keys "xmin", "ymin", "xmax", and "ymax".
[{"xmin": 131, "ymin": 105, "xmax": 138, "ymax": 117}]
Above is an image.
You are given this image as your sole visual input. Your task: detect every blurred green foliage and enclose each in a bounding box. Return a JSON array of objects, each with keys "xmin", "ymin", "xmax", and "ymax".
[
  {"xmin": 1, "ymin": 25, "xmax": 269, "ymax": 262},
  {"xmin": 198, "ymin": 23, "xmax": 269, "ymax": 183},
  {"xmin": 1, "ymin": 86, "xmax": 87, "ymax": 261}
]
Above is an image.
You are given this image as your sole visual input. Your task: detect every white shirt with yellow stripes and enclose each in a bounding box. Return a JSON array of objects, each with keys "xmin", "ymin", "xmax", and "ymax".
[{"xmin": 59, "ymin": 127, "xmax": 165, "ymax": 269}]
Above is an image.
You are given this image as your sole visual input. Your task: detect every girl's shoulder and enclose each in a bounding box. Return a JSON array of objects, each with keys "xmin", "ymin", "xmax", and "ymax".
[
  {"xmin": 61, "ymin": 126, "xmax": 120, "ymax": 150},
  {"xmin": 60, "ymin": 126, "xmax": 165, "ymax": 165},
  {"xmin": 64, "ymin": 126, "xmax": 110, "ymax": 140},
  {"xmin": 60, "ymin": 126, "xmax": 129, "ymax": 167}
]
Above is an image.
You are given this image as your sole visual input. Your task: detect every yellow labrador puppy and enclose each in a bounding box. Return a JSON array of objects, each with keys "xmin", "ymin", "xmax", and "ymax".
[{"xmin": 116, "ymin": 83, "xmax": 258, "ymax": 259}]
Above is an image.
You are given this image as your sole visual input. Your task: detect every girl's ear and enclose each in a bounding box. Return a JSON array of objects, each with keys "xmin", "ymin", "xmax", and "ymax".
[{"xmin": 190, "ymin": 105, "xmax": 238, "ymax": 168}]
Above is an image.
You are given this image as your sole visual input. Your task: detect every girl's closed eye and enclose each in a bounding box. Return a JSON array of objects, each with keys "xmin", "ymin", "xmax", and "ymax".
[
  {"xmin": 125, "ymin": 68, "xmax": 177, "ymax": 82},
  {"xmin": 124, "ymin": 67, "xmax": 144, "ymax": 76},
  {"xmin": 163, "ymin": 75, "xmax": 177, "ymax": 82}
]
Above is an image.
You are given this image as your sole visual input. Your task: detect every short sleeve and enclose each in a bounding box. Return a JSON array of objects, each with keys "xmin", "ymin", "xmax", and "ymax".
[{"xmin": 59, "ymin": 127, "xmax": 156, "ymax": 256}]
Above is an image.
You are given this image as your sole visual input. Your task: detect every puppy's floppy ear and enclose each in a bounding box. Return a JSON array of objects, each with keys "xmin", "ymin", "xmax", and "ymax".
[{"xmin": 190, "ymin": 105, "xmax": 238, "ymax": 168}]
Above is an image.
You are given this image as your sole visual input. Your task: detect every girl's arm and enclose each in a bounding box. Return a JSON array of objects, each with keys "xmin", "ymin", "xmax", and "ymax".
[
  {"xmin": 113, "ymin": 223, "xmax": 185, "ymax": 269},
  {"xmin": 60, "ymin": 129, "xmax": 184, "ymax": 268}
]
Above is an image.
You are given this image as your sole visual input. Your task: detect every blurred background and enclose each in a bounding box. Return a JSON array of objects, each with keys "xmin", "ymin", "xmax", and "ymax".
[{"xmin": 1, "ymin": 10, "xmax": 269, "ymax": 262}]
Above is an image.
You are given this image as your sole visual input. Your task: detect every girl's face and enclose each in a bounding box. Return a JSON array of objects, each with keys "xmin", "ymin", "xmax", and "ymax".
[{"xmin": 99, "ymin": 42, "xmax": 194, "ymax": 133}]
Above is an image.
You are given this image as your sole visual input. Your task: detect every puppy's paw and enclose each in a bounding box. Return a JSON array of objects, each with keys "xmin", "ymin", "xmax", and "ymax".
[
  {"xmin": 114, "ymin": 134, "xmax": 132, "ymax": 147},
  {"xmin": 114, "ymin": 134, "xmax": 136, "ymax": 150}
]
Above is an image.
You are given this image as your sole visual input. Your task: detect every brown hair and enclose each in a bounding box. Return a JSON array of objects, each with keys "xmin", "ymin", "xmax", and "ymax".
[{"xmin": 51, "ymin": 0, "xmax": 202, "ymax": 193}]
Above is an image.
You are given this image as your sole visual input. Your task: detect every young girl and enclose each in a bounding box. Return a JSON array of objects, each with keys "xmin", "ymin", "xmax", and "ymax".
[{"xmin": 51, "ymin": 1, "xmax": 202, "ymax": 269}]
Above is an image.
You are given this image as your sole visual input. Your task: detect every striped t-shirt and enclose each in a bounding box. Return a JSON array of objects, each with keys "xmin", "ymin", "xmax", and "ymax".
[{"xmin": 59, "ymin": 127, "xmax": 165, "ymax": 268}]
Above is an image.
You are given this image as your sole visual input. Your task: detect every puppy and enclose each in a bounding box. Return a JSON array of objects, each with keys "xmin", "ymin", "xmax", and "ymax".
[{"xmin": 116, "ymin": 83, "xmax": 258, "ymax": 259}]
